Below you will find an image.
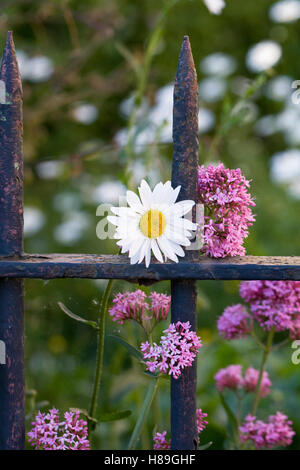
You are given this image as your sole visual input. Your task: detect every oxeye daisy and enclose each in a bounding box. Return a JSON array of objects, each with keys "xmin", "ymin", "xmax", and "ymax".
[{"xmin": 107, "ymin": 179, "xmax": 197, "ymax": 267}]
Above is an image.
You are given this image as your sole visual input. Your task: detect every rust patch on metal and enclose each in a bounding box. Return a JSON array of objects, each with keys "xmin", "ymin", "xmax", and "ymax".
[
  {"xmin": 171, "ymin": 37, "xmax": 199, "ymax": 449},
  {"xmin": 0, "ymin": 31, "xmax": 24, "ymax": 450}
]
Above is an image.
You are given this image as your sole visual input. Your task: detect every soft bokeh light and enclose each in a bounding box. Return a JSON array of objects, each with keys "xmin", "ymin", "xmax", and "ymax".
[
  {"xmin": 72, "ymin": 103, "xmax": 99, "ymax": 125},
  {"xmin": 24, "ymin": 206, "xmax": 45, "ymax": 236},
  {"xmin": 16, "ymin": 51, "xmax": 54, "ymax": 82},
  {"xmin": 200, "ymin": 52, "xmax": 237, "ymax": 76},
  {"xmin": 246, "ymin": 40, "xmax": 282, "ymax": 72},
  {"xmin": 269, "ymin": 0, "xmax": 300, "ymax": 23},
  {"xmin": 199, "ymin": 77, "xmax": 227, "ymax": 102}
]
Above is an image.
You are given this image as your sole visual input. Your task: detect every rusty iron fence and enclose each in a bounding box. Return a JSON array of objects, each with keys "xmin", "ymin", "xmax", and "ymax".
[{"xmin": 0, "ymin": 31, "xmax": 300, "ymax": 450}]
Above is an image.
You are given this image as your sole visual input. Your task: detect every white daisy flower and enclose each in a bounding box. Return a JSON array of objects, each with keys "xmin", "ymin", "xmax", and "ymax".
[{"xmin": 107, "ymin": 180, "xmax": 197, "ymax": 267}]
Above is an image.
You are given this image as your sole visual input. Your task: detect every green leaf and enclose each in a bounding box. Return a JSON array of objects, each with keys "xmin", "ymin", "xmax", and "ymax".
[
  {"xmin": 98, "ymin": 410, "xmax": 132, "ymax": 423},
  {"xmin": 58, "ymin": 302, "xmax": 99, "ymax": 330},
  {"xmin": 198, "ymin": 441, "xmax": 213, "ymax": 450},
  {"xmin": 219, "ymin": 393, "xmax": 238, "ymax": 431},
  {"xmin": 108, "ymin": 334, "xmax": 144, "ymax": 362}
]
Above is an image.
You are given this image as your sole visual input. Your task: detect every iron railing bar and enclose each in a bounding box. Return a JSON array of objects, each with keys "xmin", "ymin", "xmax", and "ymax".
[
  {"xmin": 170, "ymin": 36, "xmax": 199, "ymax": 450},
  {"xmin": 0, "ymin": 31, "xmax": 25, "ymax": 450},
  {"xmin": 0, "ymin": 255, "xmax": 299, "ymax": 280}
]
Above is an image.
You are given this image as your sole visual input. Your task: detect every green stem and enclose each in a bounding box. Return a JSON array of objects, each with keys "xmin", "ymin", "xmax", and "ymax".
[
  {"xmin": 88, "ymin": 279, "xmax": 114, "ymax": 433},
  {"xmin": 236, "ymin": 394, "xmax": 243, "ymax": 428},
  {"xmin": 250, "ymin": 330, "xmax": 266, "ymax": 351},
  {"xmin": 251, "ymin": 327, "xmax": 274, "ymax": 416},
  {"xmin": 127, "ymin": 378, "xmax": 160, "ymax": 450}
]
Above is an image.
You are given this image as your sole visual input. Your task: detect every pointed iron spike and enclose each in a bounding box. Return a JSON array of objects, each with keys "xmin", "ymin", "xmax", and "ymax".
[
  {"xmin": 0, "ymin": 31, "xmax": 22, "ymax": 99},
  {"xmin": 0, "ymin": 30, "xmax": 23, "ymax": 255},
  {"xmin": 172, "ymin": 36, "xmax": 199, "ymax": 204}
]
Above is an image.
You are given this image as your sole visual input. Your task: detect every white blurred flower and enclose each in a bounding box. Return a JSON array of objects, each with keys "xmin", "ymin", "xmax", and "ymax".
[
  {"xmin": 276, "ymin": 106, "xmax": 299, "ymax": 131},
  {"xmin": 283, "ymin": 121, "xmax": 300, "ymax": 144},
  {"xmin": 115, "ymin": 84, "xmax": 215, "ymax": 151},
  {"xmin": 246, "ymin": 41, "xmax": 282, "ymax": 72},
  {"xmin": 264, "ymin": 75, "xmax": 293, "ymax": 101},
  {"xmin": 92, "ymin": 181, "xmax": 126, "ymax": 204},
  {"xmin": 203, "ymin": 0, "xmax": 225, "ymax": 15},
  {"xmin": 200, "ymin": 52, "xmax": 236, "ymax": 76},
  {"xmin": 199, "ymin": 77, "xmax": 227, "ymax": 102},
  {"xmin": 17, "ymin": 51, "xmax": 54, "ymax": 82},
  {"xmin": 72, "ymin": 103, "xmax": 98, "ymax": 124},
  {"xmin": 36, "ymin": 160, "xmax": 65, "ymax": 180},
  {"xmin": 24, "ymin": 206, "xmax": 45, "ymax": 236},
  {"xmin": 269, "ymin": 0, "xmax": 300, "ymax": 23},
  {"xmin": 270, "ymin": 149, "xmax": 300, "ymax": 183},
  {"xmin": 53, "ymin": 192, "xmax": 81, "ymax": 212},
  {"xmin": 255, "ymin": 115, "xmax": 278, "ymax": 136},
  {"xmin": 54, "ymin": 211, "xmax": 90, "ymax": 245},
  {"xmin": 130, "ymin": 161, "xmax": 160, "ymax": 186},
  {"xmin": 198, "ymin": 108, "xmax": 215, "ymax": 133},
  {"xmin": 288, "ymin": 180, "xmax": 300, "ymax": 198},
  {"xmin": 149, "ymin": 84, "xmax": 173, "ymax": 142},
  {"xmin": 119, "ymin": 95, "xmax": 149, "ymax": 118}
]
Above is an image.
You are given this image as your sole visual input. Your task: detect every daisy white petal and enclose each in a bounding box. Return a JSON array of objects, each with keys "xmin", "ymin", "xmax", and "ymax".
[
  {"xmin": 130, "ymin": 251, "xmax": 141, "ymax": 264},
  {"xmin": 107, "ymin": 215, "xmax": 121, "ymax": 226},
  {"xmin": 172, "ymin": 200, "xmax": 195, "ymax": 216},
  {"xmin": 126, "ymin": 190, "xmax": 144, "ymax": 213},
  {"xmin": 157, "ymin": 236, "xmax": 179, "ymax": 263},
  {"xmin": 168, "ymin": 240, "xmax": 185, "ymax": 257},
  {"xmin": 138, "ymin": 239, "xmax": 150, "ymax": 264},
  {"xmin": 168, "ymin": 232, "xmax": 191, "ymax": 246},
  {"xmin": 138, "ymin": 179, "xmax": 152, "ymax": 209},
  {"xmin": 151, "ymin": 239, "xmax": 164, "ymax": 263},
  {"xmin": 129, "ymin": 235, "xmax": 147, "ymax": 257},
  {"xmin": 169, "ymin": 185, "xmax": 181, "ymax": 204},
  {"xmin": 152, "ymin": 182, "xmax": 164, "ymax": 203},
  {"xmin": 145, "ymin": 243, "xmax": 151, "ymax": 267},
  {"xmin": 110, "ymin": 206, "xmax": 139, "ymax": 217}
]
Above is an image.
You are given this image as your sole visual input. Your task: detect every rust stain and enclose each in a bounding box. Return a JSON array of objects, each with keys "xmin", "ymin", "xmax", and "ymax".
[{"xmin": 0, "ymin": 31, "xmax": 25, "ymax": 450}]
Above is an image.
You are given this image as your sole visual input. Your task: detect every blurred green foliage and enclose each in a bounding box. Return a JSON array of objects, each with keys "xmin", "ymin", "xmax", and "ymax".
[{"xmin": 1, "ymin": 0, "xmax": 300, "ymax": 450}]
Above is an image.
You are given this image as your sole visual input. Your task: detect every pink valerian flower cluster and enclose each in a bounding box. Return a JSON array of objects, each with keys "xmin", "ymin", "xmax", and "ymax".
[
  {"xmin": 153, "ymin": 409, "xmax": 208, "ymax": 450},
  {"xmin": 153, "ymin": 431, "xmax": 171, "ymax": 450},
  {"xmin": 240, "ymin": 281, "xmax": 300, "ymax": 334},
  {"xmin": 196, "ymin": 408, "xmax": 209, "ymax": 434},
  {"xmin": 109, "ymin": 290, "xmax": 170, "ymax": 331},
  {"xmin": 290, "ymin": 314, "xmax": 300, "ymax": 340},
  {"xmin": 214, "ymin": 365, "xmax": 244, "ymax": 392},
  {"xmin": 141, "ymin": 322, "xmax": 202, "ymax": 379},
  {"xmin": 27, "ymin": 408, "xmax": 90, "ymax": 450},
  {"xmin": 214, "ymin": 365, "xmax": 271, "ymax": 398},
  {"xmin": 239, "ymin": 412, "xmax": 295, "ymax": 449},
  {"xmin": 243, "ymin": 367, "xmax": 272, "ymax": 397},
  {"xmin": 198, "ymin": 163, "xmax": 255, "ymax": 258},
  {"xmin": 217, "ymin": 304, "xmax": 253, "ymax": 340}
]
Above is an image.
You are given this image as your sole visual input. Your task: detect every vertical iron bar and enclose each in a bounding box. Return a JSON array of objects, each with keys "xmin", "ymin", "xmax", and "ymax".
[
  {"xmin": 171, "ymin": 36, "xmax": 199, "ymax": 450},
  {"xmin": 0, "ymin": 31, "xmax": 24, "ymax": 450}
]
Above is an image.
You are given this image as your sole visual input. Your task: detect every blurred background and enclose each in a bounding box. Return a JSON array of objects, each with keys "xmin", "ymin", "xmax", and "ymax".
[{"xmin": 1, "ymin": 0, "xmax": 300, "ymax": 449}]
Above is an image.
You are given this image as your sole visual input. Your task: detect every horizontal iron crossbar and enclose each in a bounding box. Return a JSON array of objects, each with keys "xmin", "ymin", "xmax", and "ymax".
[{"xmin": 0, "ymin": 254, "xmax": 299, "ymax": 281}]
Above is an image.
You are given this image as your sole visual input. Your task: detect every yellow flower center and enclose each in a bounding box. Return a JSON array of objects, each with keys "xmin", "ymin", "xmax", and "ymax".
[{"xmin": 139, "ymin": 209, "xmax": 166, "ymax": 238}]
